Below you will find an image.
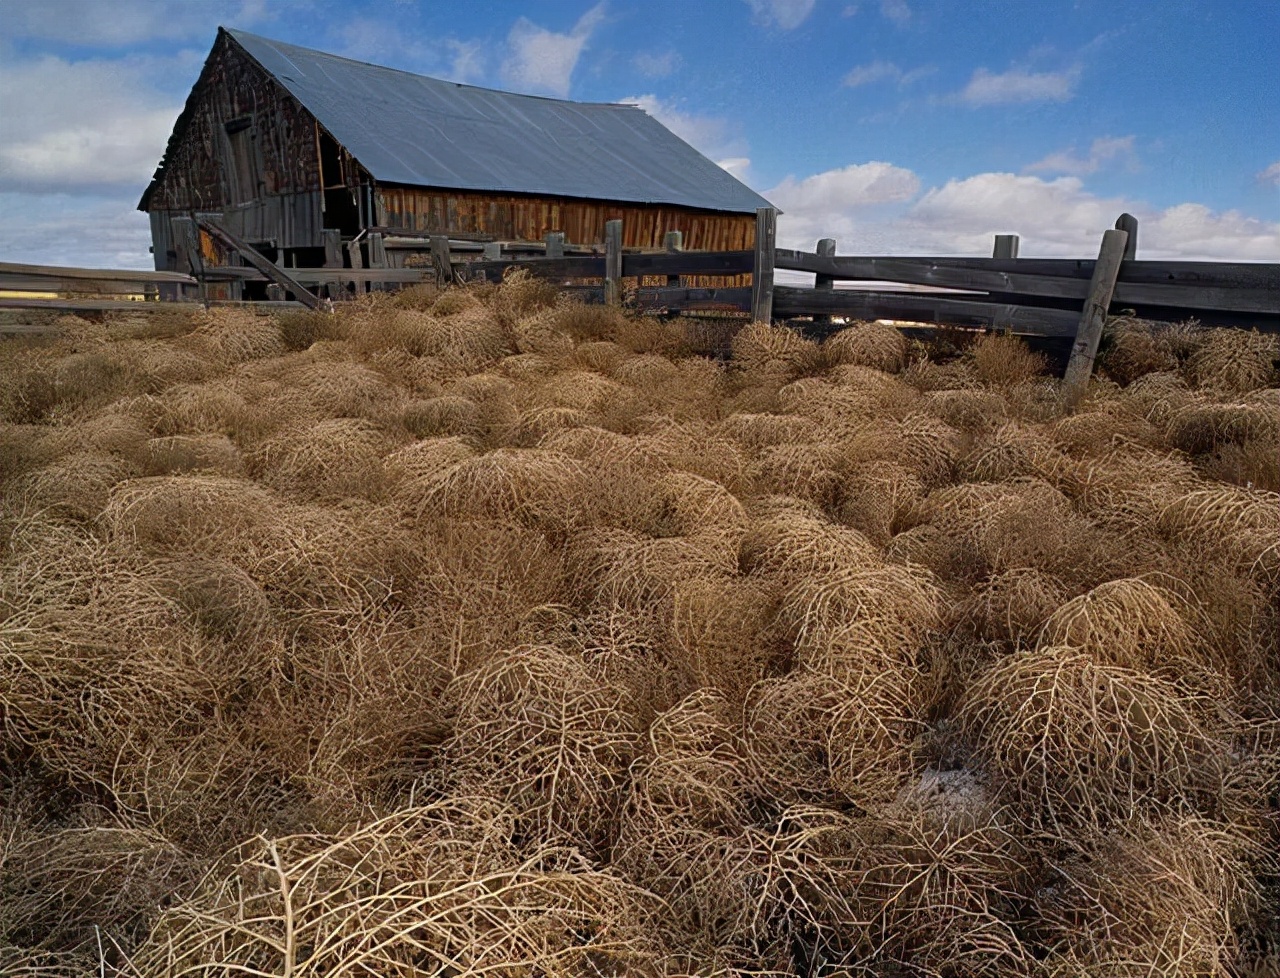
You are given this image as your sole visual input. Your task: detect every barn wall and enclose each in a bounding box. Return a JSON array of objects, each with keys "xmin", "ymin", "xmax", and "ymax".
[
  {"xmin": 375, "ymin": 186, "xmax": 756, "ymax": 251},
  {"xmin": 144, "ymin": 32, "xmax": 325, "ymax": 249}
]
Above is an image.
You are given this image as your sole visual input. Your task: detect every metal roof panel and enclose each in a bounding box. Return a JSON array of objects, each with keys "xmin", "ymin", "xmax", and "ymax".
[{"xmin": 226, "ymin": 29, "xmax": 773, "ymax": 214}]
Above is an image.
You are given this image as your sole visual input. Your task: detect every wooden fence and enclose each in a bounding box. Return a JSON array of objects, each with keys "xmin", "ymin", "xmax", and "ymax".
[{"xmin": 4, "ymin": 208, "xmax": 1276, "ymax": 386}]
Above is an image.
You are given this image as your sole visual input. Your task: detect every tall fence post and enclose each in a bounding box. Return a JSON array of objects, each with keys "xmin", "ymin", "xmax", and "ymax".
[
  {"xmin": 604, "ymin": 219, "xmax": 623, "ymax": 306},
  {"xmin": 429, "ymin": 235, "xmax": 452, "ymax": 286},
  {"xmin": 991, "ymin": 235, "xmax": 1020, "ymax": 332},
  {"xmin": 322, "ymin": 229, "xmax": 343, "ymax": 268},
  {"xmin": 751, "ymin": 207, "xmax": 777, "ymax": 323},
  {"xmin": 814, "ymin": 237, "xmax": 836, "ymax": 329},
  {"xmin": 545, "ymin": 232, "xmax": 565, "ymax": 259},
  {"xmin": 993, "ymin": 234, "xmax": 1020, "ymax": 259},
  {"xmin": 1064, "ymin": 228, "xmax": 1129, "ymax": 402},
  {"xmin": 1115, "ymin": 213, "xmax": 1139, "ymax": 260},
  {"xmin": 664, "ymin": 230, "xmax": 683, "ymax": 287}
]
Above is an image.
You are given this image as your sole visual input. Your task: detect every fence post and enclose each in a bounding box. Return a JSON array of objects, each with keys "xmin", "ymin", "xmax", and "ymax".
[
  {"xmin": 751, "ymin": 207, "xmax": 777, "ymax": 323},
  {"xmin": 1064, "ymin": 228, "xmax": 1129, "ymax": 403},
  {"xmin": 323, "ymin": 230, "xmax": 343, "ymax": 268},
  {"xmin": 545, "ymin": 232, "xmax": 565, "ymax": 259},
  {"xmin": 1115, "ymin": 213, "xmax": 1138, "ymax": 260},
  {"xmin": 604, "ymin": 219, "xmax": 623, "ymax": 306},
  {"xmin": 664, "ymin": 231, "xmax": 683, "ymax": 287},
  {"xmin": 814, "ymin": 237, "xmax": 836, "ymax": 329},
  {"xmin": 993, "ymin": 234, "xmax": 1020, "ymax": 259},
  {"xmin": 429, "ymin": 235, "xmax": 452, "ymax": 286}
]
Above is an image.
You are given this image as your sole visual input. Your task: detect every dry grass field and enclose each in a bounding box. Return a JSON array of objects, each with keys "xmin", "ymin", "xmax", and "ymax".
[{"xmin": 2, "ymin": 275, "xmax": 1278, "ymax": 977}]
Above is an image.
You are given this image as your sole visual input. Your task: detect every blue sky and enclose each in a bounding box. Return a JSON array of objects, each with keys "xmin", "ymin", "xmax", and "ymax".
[{"xmin": 1, "ymin": 0, "xmax": 1277, "ymax": 267}]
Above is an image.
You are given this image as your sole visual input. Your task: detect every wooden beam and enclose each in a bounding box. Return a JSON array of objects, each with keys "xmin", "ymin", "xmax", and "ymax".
[
  {"xmin": 1064, "ymin": 228, "xmax": 1129, "ymax": 400},
  {"xmin": 814, "ymin": 238, "xmax": 837, "ymax": 327},
  {"xmin": 429, "ymin": 235, "xmax": 453, "ymax": 286},
  {"xmin": 771, "ymin": 285, "xmax": 1082, "ymax": 336},
  {"xmin": 196, "ymin": 217, "xmax": 326, "ymax": 311},
  {"xmin": 751, "ymin": 207, "xmax": 777, "ymax": 323},
  {"xmin": 664, "ymin": 230, "xmax": 683, "ymax": 287},
  {"xmin": 992, "ymin": 234, "xmax": 1020, "ymax": 259},
  {"xmin": 772, "ymin": 250, "xmax": 1280, "ymax": 314},
  {"xmin": 604, "ymin": 219, "xmax": 623, "ymax": 306},
  {"xmin": 1115, "ymin": 213, "xmax": 1139, "ymax": 261},
  {"xmin": 322, "ymin": 229, "xmax": 342, "ymax": 268}
]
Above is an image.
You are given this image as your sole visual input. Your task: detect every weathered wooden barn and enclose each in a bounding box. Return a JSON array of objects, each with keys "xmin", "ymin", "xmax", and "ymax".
[{"xmin": 139, "ymin": 27, "xmax": 772, "ymax": 278}]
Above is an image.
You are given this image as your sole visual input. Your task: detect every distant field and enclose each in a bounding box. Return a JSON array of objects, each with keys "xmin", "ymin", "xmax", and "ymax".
[{"xmin": 2, "ymin": 276, "xmax": 1278, "ymax": 976}]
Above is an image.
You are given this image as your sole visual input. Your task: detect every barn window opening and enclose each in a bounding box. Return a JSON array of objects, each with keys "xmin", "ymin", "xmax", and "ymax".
[{"xmin": 224, "ymin": 116, "xmax": 259, "ymax": 202}]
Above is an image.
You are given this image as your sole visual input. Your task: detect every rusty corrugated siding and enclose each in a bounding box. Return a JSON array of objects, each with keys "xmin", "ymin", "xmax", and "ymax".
[{"xmin": 376, "ymin": 187, "xmax": 755, "ymax": 251}]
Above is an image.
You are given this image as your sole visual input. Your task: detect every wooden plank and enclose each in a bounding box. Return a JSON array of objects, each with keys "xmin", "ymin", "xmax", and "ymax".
[
  {"xmin": 1064, "ymin": 228, "xmax": 1128, "ymax": 400},
  {"xmin": 0, "ymin": 261, "xmax": 197, "ymax": 285},
  {"xmin": 772, "ymin": 250, "xmax": 1280, "ymax": 313},
  {"xmin": 604, "ymin": 219, "xmax": 623, "ymax": 306},
  {"xmin": 545, "ymin": 232, "xmax": 565, "ymax": 259},
  {"xmin": 771, "ymin": 286, "xmax": 1082, "ymax": 336},
  {"xmin": 664, "ymin": 231, "xmax": 683, "ymax": 287},
  {"xmin": 751, "ymin": 207, "xmax": 776, "ymax": 323},
  {"xmin": 483, "ymin": 242, "xmax": 502, "ymax": 261},
  {"xmin": 776, "ymin": 250, "xmax": 1280, "ymax": 292},
  {"xmin": 472, "ymin": 255, "xmax": 607, "ymax": 280},
  {"xmin": 429, "ymin": 235, "xmax": 453, "ymax": 285},
  {"xmin": 814, "ymin": 238, "xmax": 837, "ymax": 327},
  {"xmin": 368, "ymin": 232, "xmax": 388, "ymax": 268},
  {"xmin": 621, "ymin": 250, "xmax": 753, "ymax": 277},
  {"xmin": 992, "ymin": 235, "xmax": 1020, "ymax": 259},
  {"xmin": 633, "ymin": 286, "xmax": 752, "ymax": 312},
  {"xmin": 1115, "ymin": 213, "xmax": 1139, "ymax": 260},
  {"xmin": 0, "ymin": 298, "xmax": 304, "ymax": 315},
  {"xmin": 322, "ymin": 229, "xmax": 342, "ymax": 268},
  {"xmin": 196, "ymin": 217, "xmax": 326, "ymax": 311}
]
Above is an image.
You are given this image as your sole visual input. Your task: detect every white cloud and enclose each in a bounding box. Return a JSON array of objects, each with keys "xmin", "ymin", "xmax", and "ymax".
[
  {"xmin": 843, "ymin": 60, "xmax": 900, "ymax": 87},
  {"xmin": 762, "ymin": 164, "xmax": 1279, "ymax": 261},
  {"xmin": 880, "ymin": 0, "xmax": 911, "ymax": 25},
  {"xmin": 1258, "ymin": 161, "xmax": 1280, "ymax": 187},
  {"xmin": 843, "ymin": 60, "xmax": 932, "ymax": 88},
  {"xmin": 445, "ymin": 39, "xmax": 486, "ymax": 83},
  {"xmin": 743, "ymin": 0, "xmax": 816, "ymax": 30},
  {"xmin": 632, "ymin": 49, "xmax": 681, "ymax": 78},
  {"xmin": 620, "ymin": 94, "xmax": 748, "ymax": 162},
  {"xmin": 0, "ymin": 191, "xmax": 153, "ymax": 268},
  {"xmin": 501, "ymin": 3, "xmax": 605, "ymax": 98},
  {"xmin": 765, "ymin": 162, "xmax": 921, "ymax": 247},
  {"xmin": 0, "ymin": 54, "xmax": 183, "ymax": 193},
  {"xmin": 1025, "ymin": 136, "xmax": 1138, "ymax": 176},
  {"xmin": 718, "ymin": 157, "xmax": 754, "ymax": 183},
  {"xmin": 0, "ymin": 0, "xmax": 280, "ymax": 45},
  {"xmin": 955, "ymin": 65, "xmax": 1081, "ymax": 106}
]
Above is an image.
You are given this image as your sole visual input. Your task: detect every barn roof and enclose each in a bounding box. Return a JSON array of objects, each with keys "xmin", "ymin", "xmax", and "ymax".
[{"xmin": 213, "ymin": 28, "xmax": 771, "ymax": 214}]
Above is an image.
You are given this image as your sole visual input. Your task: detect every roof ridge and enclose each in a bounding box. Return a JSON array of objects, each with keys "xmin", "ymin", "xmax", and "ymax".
[{"xmin": 223, "ymin": 27, "xmax": 641, "ymax": 109}]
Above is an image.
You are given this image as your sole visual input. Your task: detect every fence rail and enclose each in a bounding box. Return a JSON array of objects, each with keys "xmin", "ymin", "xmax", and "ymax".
[{"xmin": 4, "ymin": 209, "xmax": 1276, "ymax": 384}]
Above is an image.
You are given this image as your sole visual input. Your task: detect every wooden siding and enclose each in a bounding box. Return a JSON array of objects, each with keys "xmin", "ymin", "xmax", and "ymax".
[
  {"xmin": 146, "ymin": 33, "xmax": 321, "ymax": 212},
  {"xmin": 375, "ymin": 186, "xmax": 756, "ymax": 251}
]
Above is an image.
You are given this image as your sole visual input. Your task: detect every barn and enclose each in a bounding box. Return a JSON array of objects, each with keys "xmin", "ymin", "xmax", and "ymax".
[{"xmin": 139, "ymin": 27, "xmax": 772, "ymax": 282}]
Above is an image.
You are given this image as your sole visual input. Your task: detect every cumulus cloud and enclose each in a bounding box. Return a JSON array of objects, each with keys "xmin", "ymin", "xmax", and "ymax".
[
  {"xmin": 620, "ymin": 94, "xmax": 748, "ymax": 161},
  {"xmin": 501, "ymin": 2, "xmax": 605, "ymax": 98},
  {"xmin": 743, "ymin": 0, "xmax": 816, "ymax": 30},
  {"xmin": 0, "ymin": 53, "xmax": 183, "ymax": 193},
  {"xmin": 763, "ymin": 163, "xmax": 1279, "ymax": 261},
  {"xmin": 632, "ymin": 49, "xmax": 681, "ymax": 78},
  {"xmin": 765, "ymin": 162, "xmax": 921, "ymax": 248},
  {"xmin": 0, "ymin": 0, "xmax": 280, "ymax": 46},
  {"xmin": 1258, "ymin": 161, "xmax": 1280, "ymax": 187},
  {"xmin": 0, "ymin": 191, "xmax": 154, "ymax": 268},
  {"xmin": 842, "ymin": 60, "xmax": 933, "ymax": 88},
  {"xmin": 955, "ymin": 65, "xmax": 1081, "ymax": 106},
  {"xmin": 880, "ymin": 0, "xmax": 911, "ymax": 25},
  {"xmin": 843, "ymin": 60, "xmax": 900, "ymax": 87},
  {"xmin": 1025, "ymin": 136, "xmax": 1139, "ymax": 176}
]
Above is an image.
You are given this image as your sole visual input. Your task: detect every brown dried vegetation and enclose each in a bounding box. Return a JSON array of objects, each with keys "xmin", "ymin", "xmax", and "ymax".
[{"xmin": 1, "ymin": 293, "xmax": 1277, "ymax": 977}]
